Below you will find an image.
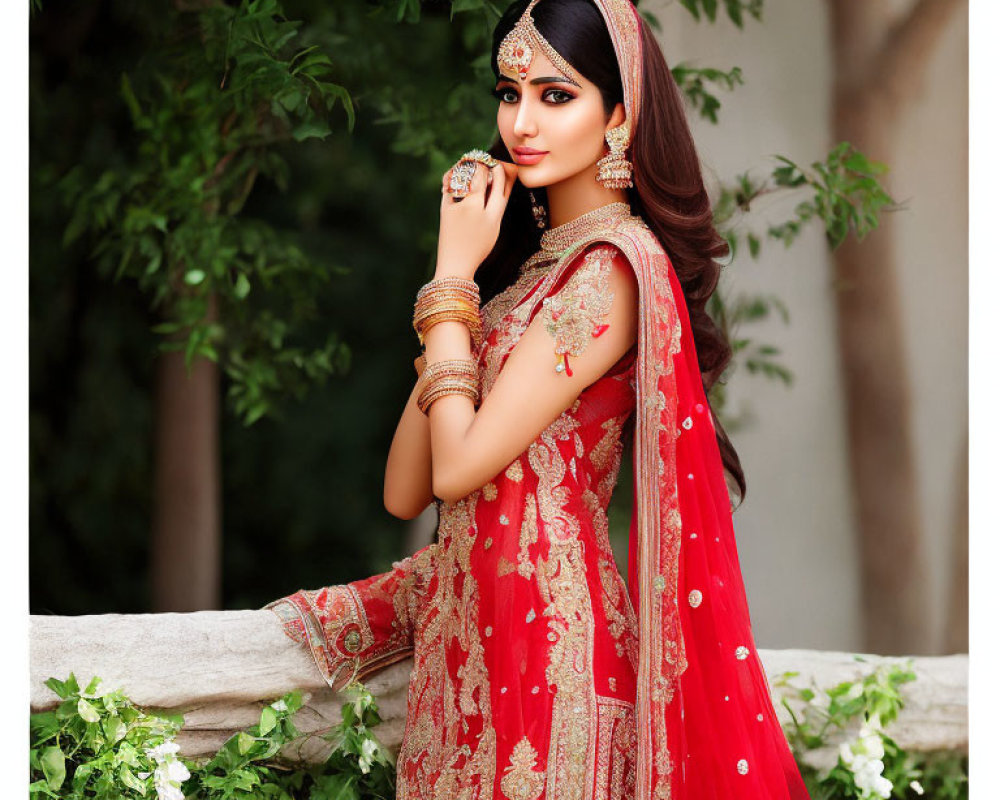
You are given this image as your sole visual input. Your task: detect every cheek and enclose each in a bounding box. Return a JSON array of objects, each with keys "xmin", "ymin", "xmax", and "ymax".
[
  {"xmin": 497, "ymin": 107, "xmax": 514, "ymax": 144},
  {"xmin": 548, "ymin": 106, "xmax": 607, "ymax": 157}
]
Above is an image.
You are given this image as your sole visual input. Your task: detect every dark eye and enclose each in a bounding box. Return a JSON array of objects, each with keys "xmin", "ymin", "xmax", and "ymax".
[
  {"xmin": 491, "ymin": 87, "xmax": 519, "ymax": 104},
  {"xmin": 543, "ymin": 89, "xmax": 574, "ymax": 104}
]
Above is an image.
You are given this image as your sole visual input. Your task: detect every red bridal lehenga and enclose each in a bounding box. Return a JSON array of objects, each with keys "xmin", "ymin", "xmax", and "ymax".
[{"xmin": 265, "ymin": 202, "xmax": 811, "ymax": 800}]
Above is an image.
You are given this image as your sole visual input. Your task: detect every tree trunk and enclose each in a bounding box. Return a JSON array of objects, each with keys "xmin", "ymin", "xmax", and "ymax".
[
  {"xmin": 150, "ymin": 290, "xmax": 222, "ymax": 611},
  {"xmin": 826, "ymin": 0, "xmax": 965, "ymax": 654}
]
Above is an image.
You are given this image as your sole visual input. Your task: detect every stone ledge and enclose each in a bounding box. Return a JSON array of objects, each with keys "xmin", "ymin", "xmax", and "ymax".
[{"xmin": 30, "ymin": 611, "xmax": 968, "ymax": 767}]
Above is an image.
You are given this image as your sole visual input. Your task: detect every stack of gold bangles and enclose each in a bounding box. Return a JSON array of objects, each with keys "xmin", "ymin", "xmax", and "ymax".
[
  {"xmin": 412, "ymin": 275, "xmax": 482, "ymax": 414},
  {"xmin": 412, "ymin": 148, "xmax": 498, "ymax": 414}
]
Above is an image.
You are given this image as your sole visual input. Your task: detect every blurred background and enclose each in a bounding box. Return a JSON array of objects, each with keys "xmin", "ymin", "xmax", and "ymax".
[{"xmin": 28, "ymin": 0, "xmax": 967, "ymax": 658}]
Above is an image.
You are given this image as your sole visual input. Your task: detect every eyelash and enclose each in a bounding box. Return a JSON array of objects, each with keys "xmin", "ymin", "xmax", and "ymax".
[{"xmin": 491, "ymin": 87, "xmax": 575, "ymax": 105}]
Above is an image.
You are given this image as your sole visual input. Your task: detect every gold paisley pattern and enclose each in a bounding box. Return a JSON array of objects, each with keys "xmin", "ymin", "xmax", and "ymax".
[
  {"xmin": 501, "ymin": 736, "xmax": 547, "ymax": 800},
  {"xmin": 517, "ymin": 494, "xmax": 539, "ymax": 579}
]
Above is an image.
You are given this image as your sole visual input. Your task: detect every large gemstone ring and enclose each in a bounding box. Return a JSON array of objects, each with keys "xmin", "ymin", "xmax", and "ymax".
[{"xmin": 447, "ymin": 149, "xmax": 499, "ymax": 200}]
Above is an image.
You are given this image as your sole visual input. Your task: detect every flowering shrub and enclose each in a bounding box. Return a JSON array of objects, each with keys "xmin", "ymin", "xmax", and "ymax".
[
  {"xmin": 31, "ymin": 660, "xmax": 967, "ymax": 799},
  {"xmin": 774, "ymin": 657, "xmax": 968, "ymax": 800},
  {"xmin": 29, "ymin": 672, "xmax": 395, "ymax": 799}
]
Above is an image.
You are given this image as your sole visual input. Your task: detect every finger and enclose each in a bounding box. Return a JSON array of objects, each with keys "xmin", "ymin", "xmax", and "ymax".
[
  {"xmin": 501, "ymin": 162, "xmax": 517, "ymax": 201},
  {"xmin": 467, "ymin": 162, "xmax": 489, "ymax": 198},
  {"xmin": 485, "ymin": 161, "xmax": 508, "ymax": 216}
]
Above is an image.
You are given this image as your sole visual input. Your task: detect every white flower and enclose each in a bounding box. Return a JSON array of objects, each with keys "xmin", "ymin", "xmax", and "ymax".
[
  {"xmin": 910, "ymin": 780, "xmax": 925, "ymax": 795},
  {"xmin": 145, "ymin": 740, "xmax": 181, "ymax": 762},
  {"xmin": 839, "ymin": 725, "xmax": 894, "ymax": 800},
  {"xmin": 856, "ymin": 725, "xmax": 885, "ymax": 760},
  {"xmin": 164, "ymin": 758, "xmax": 190, "ymax": 783},
  {"xmin": 269, "ymin": 699, "xmax": 288, "ymax": 712},
  {"xmin": 143, "ymin": 737, "xmax": 190, "ymax": 800},
  {"xmin": 358, "ymin": 737, "xmax": 379, "ymax": 774}
]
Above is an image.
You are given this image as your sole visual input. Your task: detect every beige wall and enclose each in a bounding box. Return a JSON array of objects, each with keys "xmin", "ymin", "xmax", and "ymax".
[{"xmin": 649, "ymin": 0, "xmax": 968, "ymax": 652}]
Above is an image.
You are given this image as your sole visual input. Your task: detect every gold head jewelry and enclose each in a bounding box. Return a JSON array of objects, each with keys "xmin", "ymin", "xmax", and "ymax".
[{"xmin": 497, "ymin": 0, "xmax": 580, "ymax": 85}]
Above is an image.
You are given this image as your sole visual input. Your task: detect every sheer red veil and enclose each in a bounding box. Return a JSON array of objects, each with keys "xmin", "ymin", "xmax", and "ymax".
[{"xmin": 583, "ymin": 0, "xmax": 812, "ymax": 796}]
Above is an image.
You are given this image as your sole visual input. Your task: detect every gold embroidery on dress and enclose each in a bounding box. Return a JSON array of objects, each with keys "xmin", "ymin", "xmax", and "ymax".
[
  {"xmin": 526, "ymin": 422, "xmax": 597, "ymax": 798},
  {"xmin": 506, "ymin": 459, "xmax": 524, "ymax": 483},
  {"xmin": 595, "ymin": 696, "xmax": 638, "ymax": 800},
  {"xmin": 517, "ymin": 494, "xmax": 539, "ymax": 579},
  {"xmin": 497, "ymin": 554, "xmax": 517, "ymax": 577},
  {"xmin": 395, "ymin": 493, "xmax": 497, "ymax": 796},
  {"xmin": 542, "ymin": 247, "xmax": 616, "ymax": 376},
  {"xmin": 500, "ymin": 736, "xmax": 546, "ymax": 800}
]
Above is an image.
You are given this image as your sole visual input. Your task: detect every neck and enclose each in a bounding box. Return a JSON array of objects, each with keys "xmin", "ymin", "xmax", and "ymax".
[{"xmin": 543, "ymin": 163, "xmax": 628, "ymax": 228}]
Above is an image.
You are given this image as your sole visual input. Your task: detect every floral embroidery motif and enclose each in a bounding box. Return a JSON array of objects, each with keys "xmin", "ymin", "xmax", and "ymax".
[
  {"xmin": 497, "ymin": 554, "xmax": 517, "ymax": 577},
  {"xmin": 483, "ymin": 482, "xmax": 498, "ymax": 501},
  {"xmin": 517, "ymin": 495, "xmax": 539, "ymax": 579},
  {"xmin": 541, "ymin": 246, "xmax": 616, "ymax": 376},
  {"xmin": 506, "ymin": 459, "xmax": 524, "ymax": 483},
  {"xmin": 500, "ymin": 736, "xmax": 546, "ymax": 800}
]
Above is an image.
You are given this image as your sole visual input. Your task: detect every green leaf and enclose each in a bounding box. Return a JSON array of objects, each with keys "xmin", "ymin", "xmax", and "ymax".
[
  {"xmin": 237, "ymin": 730, "xmax": 257, "ymax": 755},
  {"xmin": 260, "ymin": 705, "xmax": 278, "ymax": 735},
  {"xmin": 78, "ymin": 697, "xmax": 101, "ymax": 723},
  {"xmin": 39, "ymin": 746, "xmax": 66, "ymax": 790},
  {"xmin": 119, "ymin": 765, "xmax": 148, "ymax": 795},
  {"xmin": 184, "ymin": 269, "xmax": 206, "ymax": 285}
]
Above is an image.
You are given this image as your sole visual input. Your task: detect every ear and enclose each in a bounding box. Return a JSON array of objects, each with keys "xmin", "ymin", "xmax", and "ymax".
[{"xmin": 605, "ymin": 102, "xmax": 626, "ymax": 132}]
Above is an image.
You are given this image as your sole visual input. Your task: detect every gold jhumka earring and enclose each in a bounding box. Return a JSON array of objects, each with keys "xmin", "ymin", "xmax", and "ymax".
[{"xmin": 596, "ymin": 119, "xmax": 634, "ymax": 189}]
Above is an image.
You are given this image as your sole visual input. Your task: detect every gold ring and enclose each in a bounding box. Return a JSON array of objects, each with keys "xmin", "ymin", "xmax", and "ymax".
[{"xmin": 460, "ymin": 149, "xmax": 499, "ymax": 169}]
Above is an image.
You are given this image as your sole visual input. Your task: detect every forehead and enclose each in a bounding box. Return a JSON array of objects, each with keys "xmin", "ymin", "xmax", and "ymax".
[{"xmin": 496, "ymin": 47, "xmax": 590, "ymax": 89}]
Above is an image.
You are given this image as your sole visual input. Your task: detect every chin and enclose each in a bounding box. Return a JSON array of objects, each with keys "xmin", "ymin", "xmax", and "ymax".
[{"xmin": 516, "ymin": 165, "xmax": 574, "ymax": 190}]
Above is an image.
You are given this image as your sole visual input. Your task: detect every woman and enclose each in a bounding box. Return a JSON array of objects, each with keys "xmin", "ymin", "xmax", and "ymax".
[{"xmin": 265, "ymin": 1, "xmax": 811, "ymax": 798}]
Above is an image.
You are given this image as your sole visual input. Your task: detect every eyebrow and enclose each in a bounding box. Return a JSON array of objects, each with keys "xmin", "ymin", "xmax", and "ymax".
[{"xmin": 496, "ymin": 75, "xmax": 582, "ymax": 88}]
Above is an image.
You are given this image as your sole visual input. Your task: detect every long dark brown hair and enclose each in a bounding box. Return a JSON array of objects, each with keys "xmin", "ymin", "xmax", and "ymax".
[{"xmin": 478, "ymin": 0, "xmax": 746, "ymax": 503}]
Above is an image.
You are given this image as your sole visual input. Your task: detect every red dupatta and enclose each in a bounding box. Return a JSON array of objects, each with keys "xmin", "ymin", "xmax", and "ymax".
[{"xmin": 523, "ymin": 210, "xmax": 811, "ymax": 799}]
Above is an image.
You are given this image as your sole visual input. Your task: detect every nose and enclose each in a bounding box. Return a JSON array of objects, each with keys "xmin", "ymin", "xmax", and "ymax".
[{"xmin": 512, "ymin": 92, "xmax": 537, "ymax": 139}]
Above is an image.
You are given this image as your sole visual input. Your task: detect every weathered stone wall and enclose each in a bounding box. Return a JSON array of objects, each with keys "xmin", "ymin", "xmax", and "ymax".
[{"xmin": 30, "ymin": 611, "xmax": 968, "ymax": 768}]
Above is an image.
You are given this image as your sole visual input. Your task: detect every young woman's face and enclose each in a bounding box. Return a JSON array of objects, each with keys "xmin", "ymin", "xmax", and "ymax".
[{"xmin": 494, "ymin": 49, "xmax": 623, "ymax": 190}]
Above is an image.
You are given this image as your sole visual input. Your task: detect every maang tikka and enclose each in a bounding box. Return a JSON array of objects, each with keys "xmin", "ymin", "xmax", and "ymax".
[{"xmin": 497, "ymin": 0, "xmax": 635, "ymax": 193}]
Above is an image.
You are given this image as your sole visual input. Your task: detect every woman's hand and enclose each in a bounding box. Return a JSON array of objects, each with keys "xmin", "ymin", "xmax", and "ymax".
[{"xmin": 436, "ymin": 159, "xmax": 518, "ymax": 279}]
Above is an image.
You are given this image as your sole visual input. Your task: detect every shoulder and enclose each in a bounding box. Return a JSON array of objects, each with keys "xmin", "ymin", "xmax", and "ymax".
[
  {"xmin": 551, "ymin": 241, "xmax": 637, "ymax": 296},
  {"xmin": 537, "ymin": 242, "xmax": 639, "ymax": 359}
]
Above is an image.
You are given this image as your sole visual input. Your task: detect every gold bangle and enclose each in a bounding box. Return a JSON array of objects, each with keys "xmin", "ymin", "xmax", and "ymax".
[
  {"xmin": 416, "ymin": 275, "xmax": 480, "ymax": 298},
  {"xmin": 413, "ymin": 294, "xmax": 483, "ymax": 350},
  {"xmin": 416, "ymin": 358, "xmax": 480, "ymax": 414}
]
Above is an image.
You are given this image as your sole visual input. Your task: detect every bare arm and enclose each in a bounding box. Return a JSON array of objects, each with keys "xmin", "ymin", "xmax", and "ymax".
[
  {"xmin": 383, "ymin": 356, "xmax": 435, "ymax": 520},
  {"xmin": 424, "ymin": 245, "xmax": 639, "ymax": 504}
]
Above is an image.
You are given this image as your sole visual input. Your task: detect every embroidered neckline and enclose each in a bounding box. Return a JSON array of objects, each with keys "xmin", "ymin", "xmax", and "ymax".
[{"xmin": 539, "ymin": 201, "xmax": 633, "ymax": 256}]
